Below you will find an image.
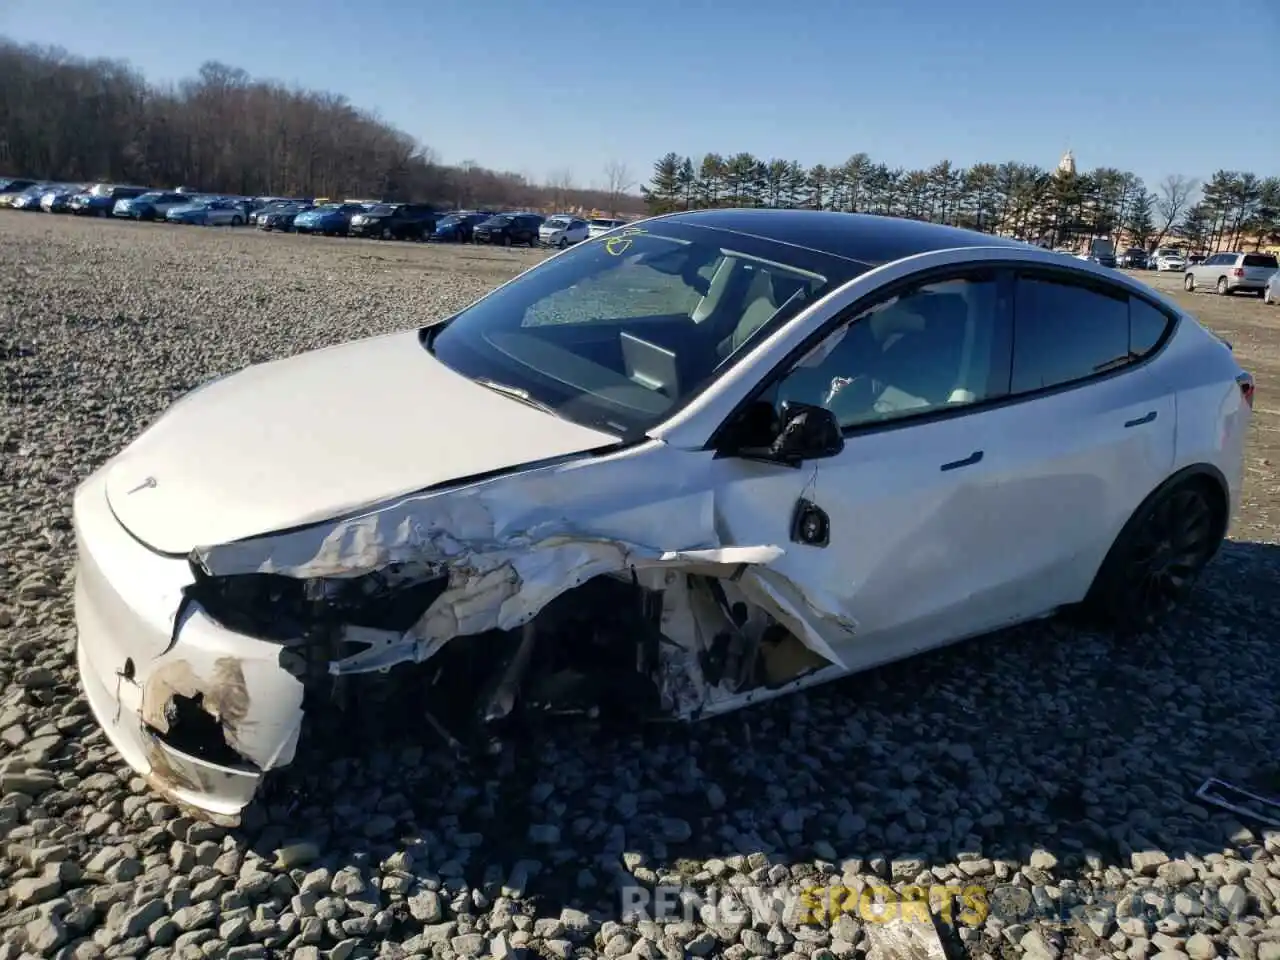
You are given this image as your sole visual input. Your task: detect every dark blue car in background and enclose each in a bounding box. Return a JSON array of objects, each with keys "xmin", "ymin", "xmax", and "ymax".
[
  {"xmin": 432, "ymin": 211, "xmax": 493, "ymax": 243},
  {"xmin": 69, "ymin": 184, "xmax": 147, "ymax": 216},
  {"xmin": 293, "ymin": 202, "xmax": 369, "ymax": 236}
]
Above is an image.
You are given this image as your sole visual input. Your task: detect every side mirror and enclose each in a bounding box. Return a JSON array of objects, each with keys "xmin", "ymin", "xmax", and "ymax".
[
  {"xmin": 769, "ymin": 401, "xmax": 844, "ymax": 464},
  {"xmin": 723, "ymin": 400, "xmax": 843, "ymax": 467}
]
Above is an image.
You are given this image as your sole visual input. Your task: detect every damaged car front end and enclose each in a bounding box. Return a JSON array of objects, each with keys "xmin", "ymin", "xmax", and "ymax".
[
  {"xmin": 74, "ymin": 214, "xmax": 866, "ymax": 822},
  {"xmin": 76, "ymin": 443, "xmax": 847, "ymax": 824}
]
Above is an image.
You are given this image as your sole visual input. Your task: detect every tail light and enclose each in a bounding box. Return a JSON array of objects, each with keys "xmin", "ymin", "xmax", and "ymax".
[
  {"xmin": 1232, "ymin": 268, "xmax": 1244, "ymax": 278},
  {"xmin": 1237, "ymin": 372, "xmax": 1255, "ymax": 409}
]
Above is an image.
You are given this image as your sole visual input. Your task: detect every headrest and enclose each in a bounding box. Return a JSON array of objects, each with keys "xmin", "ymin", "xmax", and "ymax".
[
  {"xmin": 868, "ymin": 299, "xmax": 927, "ymax": 343},
  {"xmin": 743, "ymin": 267, "xmax": 777, "ymax": 305}
]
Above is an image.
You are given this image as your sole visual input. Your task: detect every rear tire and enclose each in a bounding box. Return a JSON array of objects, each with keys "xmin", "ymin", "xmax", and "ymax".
[
  {"xmin": 1266, "ymin": 286, "xmax": 1275, "ymax": 305},
  {"xmin": 1083, "ymin": 475, "xmax": 1225, "ymax": 635},
  {"xmin": 232, "ymin": 216, "xmax": 243, "ymax": 226},
  {"xmin": 1217, "ymin": 277, "xmax": 1229, "ymax": 295},
  {"xmin": 1184, "ymin": 274, "xmax": 1195, "ymax": 292}
]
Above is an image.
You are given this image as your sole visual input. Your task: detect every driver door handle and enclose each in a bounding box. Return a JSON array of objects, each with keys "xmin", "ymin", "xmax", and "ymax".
[
  {"xmin": 1124, "ymin": 410, "xmax": 1157, "ymax": 428},
  {"xmin": 940, "ymin": 450, "xmax": 983, "ymax": 472}
]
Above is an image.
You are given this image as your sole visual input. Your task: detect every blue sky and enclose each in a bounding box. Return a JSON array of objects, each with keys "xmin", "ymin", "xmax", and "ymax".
[{"xmin": 2, "ymin": 0, "xmax": 1277, "ymax": 193}]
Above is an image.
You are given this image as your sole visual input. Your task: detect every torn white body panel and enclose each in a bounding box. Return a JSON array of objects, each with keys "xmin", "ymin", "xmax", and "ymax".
[{"xmin": 192, "ymin": 439, "xmax": 848, "ymax": 690}]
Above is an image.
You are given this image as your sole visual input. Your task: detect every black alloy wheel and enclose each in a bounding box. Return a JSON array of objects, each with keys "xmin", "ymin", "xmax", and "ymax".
[{"xmin": 1089, "ymin": 481, "xmax": 1222, "ymax": 632}]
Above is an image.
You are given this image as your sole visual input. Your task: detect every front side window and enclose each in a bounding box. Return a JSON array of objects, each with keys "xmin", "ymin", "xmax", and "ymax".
[
  {"xmin": 427, "ymin": 221, "xmax": 854, "ymax": 435},
  {"xmin": 764, "ymin": 274, "xmax": 1006, "ymax": 429},
  {"xmin": 1011, "ymin": 276, "xmax": 1129, "ymax": 393}
]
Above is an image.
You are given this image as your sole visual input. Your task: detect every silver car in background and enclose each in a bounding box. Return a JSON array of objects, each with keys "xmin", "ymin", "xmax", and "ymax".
[
  {"xmin": 1264, "ymin": 270, "xmax": 1279, "ymax": 305},
  {"xmin": 1184, "ymin": 252, "xmax": 1279, "ymax": 296},
  {"xmin": 1150, "ymin": 248, "xmax": 1186, "ymax": 272},
  {"xmin": 586, "ymin": 217, "xmax": 627, "ymax": 239}
]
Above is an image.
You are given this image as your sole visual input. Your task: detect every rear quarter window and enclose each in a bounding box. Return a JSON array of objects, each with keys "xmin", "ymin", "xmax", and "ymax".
[
  {"xmin": 1129, "ymin": 298, "xmax": 1174, "ymax": 358},
  {"xmin": 1011, "ymin": 275, "xmax": 1129, "ymax": 393}
]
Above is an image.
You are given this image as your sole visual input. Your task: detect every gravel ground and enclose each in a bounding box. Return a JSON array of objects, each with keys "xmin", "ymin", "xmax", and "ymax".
[{"xmin": 2, "ymin": 214, "xmax": 1280, "ymax": 960}]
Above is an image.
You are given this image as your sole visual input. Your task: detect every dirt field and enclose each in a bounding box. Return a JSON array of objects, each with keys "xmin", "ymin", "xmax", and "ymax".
[{"xmin": 2, "ymin": 215, "xmax": 1280, "ymax": 960}]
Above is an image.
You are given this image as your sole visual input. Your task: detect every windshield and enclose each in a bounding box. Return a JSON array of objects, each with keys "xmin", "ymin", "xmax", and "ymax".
[
  {"xmin": 368, "ymin": 204, "xmax": 396, "ymax": 215},
  {"xmin": 590, "ymin": 219, "xmax": 621, "ymax": 228},
  {"xmin": 425, "ymin": 220, "xmax": 857, "ymax": 436},
  {"xmin": 544, "ymin": 217, "xmax": 569, "ymax": 228},
  {"xmin": 483, "ymin": 215, "xmax": 512, "ymax": 226},
  {"xmin": 437, "ymin": 215, "xmax": 460, "ymax": 226}
]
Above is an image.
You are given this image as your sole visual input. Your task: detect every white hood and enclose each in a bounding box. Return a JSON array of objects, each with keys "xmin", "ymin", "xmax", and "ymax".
[{"xmin": 104, "ymin": 329, "xmax": 617, "ymax": 554}]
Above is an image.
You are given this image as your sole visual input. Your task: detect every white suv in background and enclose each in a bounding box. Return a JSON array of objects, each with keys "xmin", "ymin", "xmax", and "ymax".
[
  {"xmin": 538, "ymin": 216, "xmax": 589, "ymax": 248},
  {"xmin": 1184, "ymin": 252, "xmax": 1279, "ymax": 296},
  {"xmin": 587, "ymin": 217, "xmax": 627, "ymax": 239}
]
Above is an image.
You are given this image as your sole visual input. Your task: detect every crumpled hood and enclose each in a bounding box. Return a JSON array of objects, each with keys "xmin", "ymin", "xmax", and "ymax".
[{"xmin": 103, "ymin": 329, "xmax": 618, "ymax": 554}]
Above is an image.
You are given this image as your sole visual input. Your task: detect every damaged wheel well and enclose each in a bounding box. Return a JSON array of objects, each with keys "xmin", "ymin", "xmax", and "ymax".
[{"xmin": 181, "ymin": 555, "xmax": 837, "ymax": 757}]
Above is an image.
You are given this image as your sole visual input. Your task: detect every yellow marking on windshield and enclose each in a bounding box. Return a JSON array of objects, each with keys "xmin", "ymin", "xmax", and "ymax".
[{"xmin": 604, "ymin": 226, "xmax": 648, "ymax": 256}]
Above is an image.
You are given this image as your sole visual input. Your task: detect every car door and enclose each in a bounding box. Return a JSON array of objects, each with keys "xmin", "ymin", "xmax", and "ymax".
[
  {"xmin": 707, "ymin": 264, "xmax": 1177, "ymax": 671},
  {"xmin": 706, "ymin": 267, "xmax": 1025, "ymax": 671},
  {"xmin": 972, "ymin": 270, "xmax": 1177, "ymax": 615}
]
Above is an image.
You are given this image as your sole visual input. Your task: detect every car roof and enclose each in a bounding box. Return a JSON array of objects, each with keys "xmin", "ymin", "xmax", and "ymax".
[{"xmin": 655, "ymin": 208, "xmax": 1030, "ymax": 267}]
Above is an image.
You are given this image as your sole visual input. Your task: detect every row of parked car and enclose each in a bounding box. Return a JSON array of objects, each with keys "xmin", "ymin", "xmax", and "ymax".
[{"xmin": 0, "ymin": 177, "xmax": 631, "ymax": 248}]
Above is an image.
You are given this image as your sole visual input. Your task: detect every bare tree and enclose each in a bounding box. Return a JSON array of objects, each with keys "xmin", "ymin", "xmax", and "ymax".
[
  {"xmin": 0, "ymin": 40, "xmax": 656, "ymax": 215},
  {"xmin": 603, "ymin": 160, "xmax": 634, "ymax": 216},
  {"xmin": 546, "ymin": 167, "xmax": 575, "ymax": 211},
  {"xmin": 1153, "ymin": 174, "xmax": 1198, "ymax": 247}
]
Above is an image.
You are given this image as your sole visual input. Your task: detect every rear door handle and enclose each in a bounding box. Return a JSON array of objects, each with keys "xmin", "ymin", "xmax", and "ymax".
[
  {"xmin": 940, "ymin": 450, "xmax": 983, "ymax": 472},
  {"xmin": 1124, "ymin": 411, "xmax": 1157, "ymax": 428}
]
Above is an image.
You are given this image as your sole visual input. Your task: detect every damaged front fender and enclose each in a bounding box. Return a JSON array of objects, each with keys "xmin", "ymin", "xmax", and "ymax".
[
  {"xmin": 189, "ymin": 446, "xmax": 807, "ymax": 683},
  {"xmin": 164, "ymin": 440, "xmax": 861, "ymax": 814}
]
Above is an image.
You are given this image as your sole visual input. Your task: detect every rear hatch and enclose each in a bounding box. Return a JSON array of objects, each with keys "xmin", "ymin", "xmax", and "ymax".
[{"xmin": 1242, "ymin": 254, "xmax": 1279, "ymax": 284}]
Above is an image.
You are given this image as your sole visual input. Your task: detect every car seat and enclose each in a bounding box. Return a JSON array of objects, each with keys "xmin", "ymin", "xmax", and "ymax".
[{"xmin": 717, "ymin": 268, "xmax": 780, "ymax": 358}]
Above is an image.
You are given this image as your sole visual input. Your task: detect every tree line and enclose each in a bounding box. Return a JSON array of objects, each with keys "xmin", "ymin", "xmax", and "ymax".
[
  {"xmin": 0, "ymin": 39, "xmax": 645, "ymax": 214},
  {"xmin": 643, "ymin": 152, "xmax": 1280, "ymax": 253}
]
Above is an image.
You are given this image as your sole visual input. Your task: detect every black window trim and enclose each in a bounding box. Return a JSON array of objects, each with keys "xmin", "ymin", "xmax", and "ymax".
[{"xmin": 706, "ymin": 259, "xmax": 1181, "ymax": 453}]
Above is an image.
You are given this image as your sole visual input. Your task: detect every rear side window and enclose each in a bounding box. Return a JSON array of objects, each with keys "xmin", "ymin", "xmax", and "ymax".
[
  {"xmin": 1129, "ymin": 298, "xmax": 1173, "ymax": 358},
  {"xmin": 1244, "ymin": 254, "xmax": 1278, "ymax": 269},
  {"xmin": 1011, "ymin": 276, "xmax": 1129, "ymax": 393}
]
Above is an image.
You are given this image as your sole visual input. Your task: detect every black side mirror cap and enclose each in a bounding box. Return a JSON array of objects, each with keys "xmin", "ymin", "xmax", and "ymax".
[
  {"xmin": 768, "ymin": 401, "xmax": 844, "ymax": 465},
  {"xmin": 721, "ymin": 400, "xmax": 843, "ymax": 467}
]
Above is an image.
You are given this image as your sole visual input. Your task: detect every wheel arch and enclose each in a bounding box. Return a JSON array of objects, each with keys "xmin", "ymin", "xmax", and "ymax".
[
  {"xmin": 1079, "ymin": 462, "xmax": 1230, "ymax": 626},
  {"xmin": 1089, "ymin": 461, "xmax": 1230, "ymax": 591}
]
